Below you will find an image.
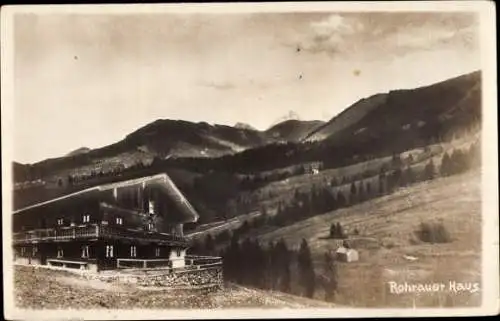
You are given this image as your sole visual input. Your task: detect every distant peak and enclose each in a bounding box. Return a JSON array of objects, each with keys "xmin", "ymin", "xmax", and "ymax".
[
  {"xmin": 234, "ymin": 122, "xmax": 257, "ymax": 131},
  {"xmin": 66, "ymin": 147, "xmax": 91, "ymax": 157},
  {"xmin": 269, "ymin": 110, "xmax": 301, "ymax": 128}
]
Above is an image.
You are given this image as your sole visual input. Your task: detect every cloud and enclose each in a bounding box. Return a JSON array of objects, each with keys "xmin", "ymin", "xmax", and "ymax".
[
  {"xmin": 310, "ymin": 14, "xmax": 362, "ymax": 37},
  {"xmin": 295, "ymin": 12, "xmax": 478, "ymax": 59},
  {"xmin": 297, "ymin": 14, "xmax": 362, "ymax": 56},
  {"xmin": 197, "ymin": 80, "xmax": 235, "ymax": 90}
]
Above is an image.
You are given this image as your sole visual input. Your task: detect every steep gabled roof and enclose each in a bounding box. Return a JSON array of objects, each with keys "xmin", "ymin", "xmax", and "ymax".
[{"xmin": 13, "ymin": 173, "xmax": 199, "ymax": 223}]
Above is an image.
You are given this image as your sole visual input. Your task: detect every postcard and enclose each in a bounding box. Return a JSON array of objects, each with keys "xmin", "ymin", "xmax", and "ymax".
[{"xmin": 2, "ymin": 1, "xmax": 498, "ymax": 319}]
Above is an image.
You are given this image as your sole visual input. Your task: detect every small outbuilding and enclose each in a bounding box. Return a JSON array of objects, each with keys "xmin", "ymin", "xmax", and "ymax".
[
  {"xmin": 335, "ymin": 246, "xmax": 359, "ymax": 263},
  {"xmin": 304, "ymin": 162, "xmax": 322, "ymax": 175}
]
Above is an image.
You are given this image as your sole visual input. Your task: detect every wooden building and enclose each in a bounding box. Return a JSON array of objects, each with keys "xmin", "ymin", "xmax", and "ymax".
[{"xmin": 12, "ymin": 173, "xmax": 200, "ymax": 271}]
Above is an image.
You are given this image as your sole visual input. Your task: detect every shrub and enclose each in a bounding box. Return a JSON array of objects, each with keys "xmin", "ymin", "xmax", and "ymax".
[
  {"xmin": 330, "ymin": 222, "xmax": 346, "ymax": 239},
  {"xmin": 416, "ymin": 221, "xmax": 451, "ymax": 243}
]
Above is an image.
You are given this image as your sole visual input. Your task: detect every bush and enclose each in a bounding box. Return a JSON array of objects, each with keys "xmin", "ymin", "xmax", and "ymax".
[
  {"xmin": 416, "ymin": 221, "xmax": 451, "ymax": 243},
  {"xmin": 330, "ymin": 222, "xmax": 346, "ymax": 239}
]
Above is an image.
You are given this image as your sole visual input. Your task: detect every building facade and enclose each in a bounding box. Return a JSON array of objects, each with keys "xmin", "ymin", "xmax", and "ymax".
[{"xmin": 13, "ymin": 173, "xmax": 200, "ymax": 272}]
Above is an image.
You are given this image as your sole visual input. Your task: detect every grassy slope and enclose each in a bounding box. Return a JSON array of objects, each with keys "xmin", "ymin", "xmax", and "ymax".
[
  {"xmin": 13, "ymin": 266, "xmax": 335, "ymax": 309},
  {"xmin": 247, "ymin": 133, "xmax": 479, "ymax": 213},
  {"xmin": 182, "ymin": 134, "xmax": 479, "ymax": 243},
  {"xmin": 255, "ymin": 169, "xmax": 482, "ymax": 307}
]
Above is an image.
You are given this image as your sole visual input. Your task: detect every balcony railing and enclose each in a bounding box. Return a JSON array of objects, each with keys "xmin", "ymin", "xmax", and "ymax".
[
  {"xmin": 13, "ymin": 225, "xmax": 99, "ymax": 242},
  {"xmin": 13, "ymin": 224, "xmax": 188, "ymax": 245},
  {"xmin": 98, "ymin": 225, "xmax": 188, "ymax": 245}
]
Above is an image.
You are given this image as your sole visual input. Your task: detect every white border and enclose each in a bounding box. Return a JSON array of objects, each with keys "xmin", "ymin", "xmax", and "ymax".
[{"xmin": 2, "ymin": 2, "xmax": 498, "ymax": 319}]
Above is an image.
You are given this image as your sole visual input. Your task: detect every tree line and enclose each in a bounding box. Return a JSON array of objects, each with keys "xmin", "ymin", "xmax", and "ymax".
[
  {"xmin": 187, "ymin": 142, "xmax": 480, "ymax": 302},
  {"xmin": 251, "ymin": 142, "xmax": 480, "ymax": 233},
  {"xmin": 190, "ymin": 232, "xmax": 341, "ymax": 301}
]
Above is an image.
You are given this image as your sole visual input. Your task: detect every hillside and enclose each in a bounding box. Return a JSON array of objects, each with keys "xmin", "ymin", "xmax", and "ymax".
[
  {"xmin": 16, "ymin": 120, "xmax": 272, "ymax": 179},
  {"xmin": 13, "ymin": 71, "xmax": 480, "ymax": 183},
  {"xmin": 253, "ymin": 169, "xmax": 481, "ymax": 307},
  {"xmin": 266, "ymin": 119, "xmax": 325, "ymax": 142},
  {"xmin": 171, "ymin": 71, "xmax": 481, "ymax": 174},
  {"xmin": 12, "ymin": 71, "xmax": 482, "ymax": 223},
  {"xmin": 13, "ymin": 266, "xmax": 336, "ymax": 309},
  {"xmin": 304, "ymin": 94, "xmax": 388, "ymax": 142},
  {"xmin": 309, "ymin": 71, "xmax": 481, "ymax": 148},
  {"xmin": 124, "ymin": 119, "xmax": 270, "ymax": 157},
  {"xmin": 12, "ymin": 119, "xmax": 322, "ymax": 183}
]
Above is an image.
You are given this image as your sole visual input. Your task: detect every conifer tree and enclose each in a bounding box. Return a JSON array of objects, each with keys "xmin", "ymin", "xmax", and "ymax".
[
  {"xmin": 349, "ymin": 182, "xmax": 357, "ymax": 204},
  {"xmin": 440, "ymin": 152, "xmax": 451, "ymax": 176},
  {"xmin": 390, "ymin": 168, "xmax": 403, "ymax": 190},
  {"xmin": 365, "ymin": 182, "xmax": 372, "ymax": 199},
  {"xmin": 323, "ymin": 251, "xmax": 338, "ymax": 301},
  {"xmin": 336, "ymin": 222, "xmax": 345, "ymax": 239},
  {"xmin": 298, "ymin": 239, "xmax": 316, "ymax": 298},
  {"xmin": 330, "ymin": 223, "xmax": 337, "ymax": 238},
  {"xmin": 336, "ymin": 191, "xmax": 347, "ymax": 208},
  {"xmin": 391, "ymin": 154, "xmax": 403, "ymax": 168},
  {"xmin": 279, "ymin": 239, "xmax": 292, "ymax": 293},
  {"xmin": 204, "ymin": 234, "xmax": 216, "ymax": 255},
  {"xmin": 358, "ymin": 182, "xmax": 366, "ymax": 202},
  {"xmin": 378, "ymin": 174, "xmax": 386, "ymax": 196},
  {"xmin": 424, "ymin": 159, "xmax": 436, "ymax": 181},
  {"xmin": 404, "ymin": 166, "xmax": 416, "ymax": 185}
]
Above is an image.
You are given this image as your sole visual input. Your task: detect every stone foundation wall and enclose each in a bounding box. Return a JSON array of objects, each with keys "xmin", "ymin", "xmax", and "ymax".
[{"xmin": 88, "ymin": 266, "xmax": 223, "ymax": 290}]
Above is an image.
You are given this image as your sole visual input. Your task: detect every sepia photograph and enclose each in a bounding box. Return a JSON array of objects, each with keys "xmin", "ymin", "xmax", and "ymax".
[{"xmin": 1, "ymin": 2, "xmax": 498, "ymax": 319}]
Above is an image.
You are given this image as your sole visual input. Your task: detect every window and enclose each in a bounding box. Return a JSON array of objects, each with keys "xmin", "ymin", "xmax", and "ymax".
[
  {"xmin": 81, "ymin": 245, "xmax": 89, "ymax": 258},
  {"xmin": 82, "ymin": 214, "xmax": 90, "ymax": 223},
  {"xmin": 116, "ymin": 217, "xmax": 123, "ymax": 225},
  {"xmin": 105, "ymin": 245, "xmax": 114, "ymax": 258},
  {"xmin": 155, "ymin": 248, "xmax": 160, "ymax": 257},
  {"xmin": 130, "ymin": 246, "xmax": 137, "ymax": 258},
  {"xmin": 57, "ymin": 218, "xmax": 64, "ymax": 226},
  {"xmin": 20, "ymin": 247, "xmax": 26, "ymax": 256},
  {"xmin": 148, "ymin": 200, "xmax": 155, "ymax": 214},
  {"xmin": 32, "ymin": 246, "xmax": 38, "ymax": 256},
  {"xmin": 57, "ymin": 247, "xmax": 64, "ymax": 258}
]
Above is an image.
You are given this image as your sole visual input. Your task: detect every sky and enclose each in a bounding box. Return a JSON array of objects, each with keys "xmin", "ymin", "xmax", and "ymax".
[{"xmin": 13, "ymin": 11, "xmax": 480, "ymax": 164}]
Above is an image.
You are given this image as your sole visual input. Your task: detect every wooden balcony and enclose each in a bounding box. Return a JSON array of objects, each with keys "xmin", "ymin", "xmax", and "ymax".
[
  {"xmin": 13, "ymin": 225, "xmax": 98, "ymax": 243},
  {"xmin": 13, "ymin": 224, "xmax": 188, "ymax": 246},
  {"xmin": 99, "ymin": 225, "xmax": 188, "ymax": 246}
]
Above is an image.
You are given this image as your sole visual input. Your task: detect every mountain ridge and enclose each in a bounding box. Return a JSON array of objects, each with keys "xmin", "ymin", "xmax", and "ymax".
[{"xmin": 12, "ymin": 70, "xmax": 481, "ymax": 186}]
